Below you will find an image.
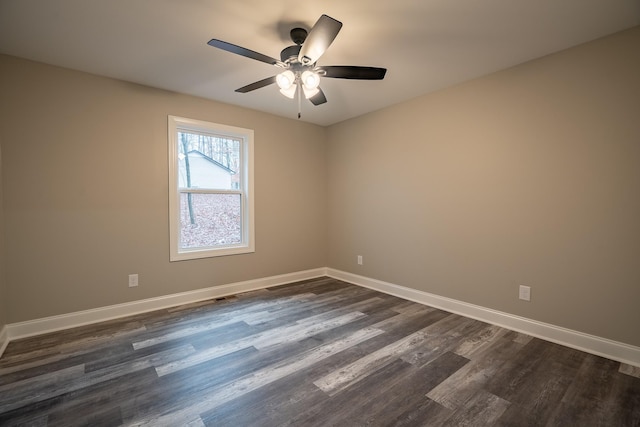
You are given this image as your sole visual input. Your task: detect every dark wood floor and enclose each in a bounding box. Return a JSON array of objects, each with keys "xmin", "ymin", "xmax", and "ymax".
[{"xmin": 1, "ymin": 277, "xmax": 639, "ymax": 426}]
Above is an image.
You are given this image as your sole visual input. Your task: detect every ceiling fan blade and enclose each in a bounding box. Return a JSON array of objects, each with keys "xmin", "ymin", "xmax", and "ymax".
[
  {"xmin": 318, "ymin": 66, "xmax": 387, "ymax": 80},
  {"xmin": 298, "ymin": 15, "xmax": 343, "ymax": 65},
  {"xmin": 309, "ymin": 87, "xmax": 327, "ymax": 106},
  {"xmin": 235, "ymin": 76, "xmax": 277, "ymax": 93},
  {"xmin": 208, "ymin": 39, "xmax": 284, "ymax": 67}
]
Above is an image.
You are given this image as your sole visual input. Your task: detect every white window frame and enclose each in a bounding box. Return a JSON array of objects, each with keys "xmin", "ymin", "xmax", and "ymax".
[{"xmin": 168, "ymin": 115, "xmax": 254, "ymax": 261}]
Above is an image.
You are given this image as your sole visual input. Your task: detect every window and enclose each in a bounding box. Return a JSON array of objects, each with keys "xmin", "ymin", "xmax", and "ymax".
[{"xmin": 168, "ymin": 116, "xmax": 254, "ymax": 261}]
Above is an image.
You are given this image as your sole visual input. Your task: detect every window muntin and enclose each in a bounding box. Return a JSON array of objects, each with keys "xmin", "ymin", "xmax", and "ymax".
[{"xmin": 169, "ymin": 116, "xmax": 254, "ymax": 261}]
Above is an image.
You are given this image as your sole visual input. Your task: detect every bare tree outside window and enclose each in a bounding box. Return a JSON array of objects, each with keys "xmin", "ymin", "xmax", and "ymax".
[{"xmin": 177, "ymin": 131, "xmax": 241, "ymax": 249}]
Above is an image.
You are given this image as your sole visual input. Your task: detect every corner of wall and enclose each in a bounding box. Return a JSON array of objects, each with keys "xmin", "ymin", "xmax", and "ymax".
[
  {"xmin": 0, "ymin": 140, "xmax": 7, "ymax": 358},
  {"xmin": 0, "ymin": 326, "xmax": 8, "ymax": 359}
]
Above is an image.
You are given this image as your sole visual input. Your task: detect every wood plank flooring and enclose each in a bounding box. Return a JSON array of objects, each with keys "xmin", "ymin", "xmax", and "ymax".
[{"xmin": 1, "ymin": 277, "xmax": 639, "ymax": 426}]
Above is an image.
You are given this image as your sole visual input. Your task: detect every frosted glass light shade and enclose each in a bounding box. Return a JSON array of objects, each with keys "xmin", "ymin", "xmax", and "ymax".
[
  {"xmin": 301, "ymin": 70, "xmax": 320, "ymax": 89},
  {"xmin": 302, "ymin": 85, "xmax": 319, "ymax": 99},
  {"xmin": 279, "ymin": 84, "xmax": 297, "ymax": 99},
  {"xmin": 276, "ymin": 70, "xmax": 295, "ymax": 89}
]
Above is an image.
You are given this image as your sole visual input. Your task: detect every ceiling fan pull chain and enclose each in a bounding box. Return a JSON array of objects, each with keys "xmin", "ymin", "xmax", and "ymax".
[{"xmin": 297, "ymin": 81, "xmax": 302, "ymax": 119}]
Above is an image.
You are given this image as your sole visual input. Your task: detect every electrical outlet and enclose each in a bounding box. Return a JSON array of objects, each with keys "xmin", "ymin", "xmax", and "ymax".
[
  {"xmin": 519, "ymin": 285, "xmax": 530, "ymax": 301},
  {"xmin": 357, "ymin": 255, "xmax": 363, "ymax": 265},
  {"xmin": 129, "ymin": 274, "xmax": 139, "ymax": 287}
]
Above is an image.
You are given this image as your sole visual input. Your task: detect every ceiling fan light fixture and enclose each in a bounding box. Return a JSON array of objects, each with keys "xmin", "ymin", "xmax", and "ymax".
[
  {"xmin": 301, "ymin": 70, "xmax": 320, "ymax": 89},
  {"xmin": 276, "ymin": 70, "xmax": 295, "ymax": 90},
  {"xmin": 279, "ymin": 84, "xmax": 297, "ymax": 99},
  {"xmin": 302, "ymin": 85, "xmax": 319, "ymax": 99}
]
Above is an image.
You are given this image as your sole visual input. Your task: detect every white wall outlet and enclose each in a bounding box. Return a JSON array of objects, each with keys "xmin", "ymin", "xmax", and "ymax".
[
  {"xmin": 519, "ymin": 285, "xmax": 531, "ymax": 301},
  {"xmin": 128, "ymin": 274, "xmax": 139, "ymax": 287},
  {"xmin": 357, "ymin": 255, "xmax": 363, "ymax": 265}
]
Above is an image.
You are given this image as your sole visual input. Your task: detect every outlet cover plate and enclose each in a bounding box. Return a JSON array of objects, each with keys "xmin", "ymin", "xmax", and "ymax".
[{"xmin": 129, "ymin": 274, "xmax": 139, "ymax": 287}]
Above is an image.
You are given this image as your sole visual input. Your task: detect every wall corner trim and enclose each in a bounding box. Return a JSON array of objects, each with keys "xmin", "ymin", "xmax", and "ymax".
[
  {"xmin": 0, "ymin": 325, "xmax": 8, "ymax": 359},
  {"xmin": 327, "ymin": 268, "xmax": 640, "ymax": 368},
  {"xmin": 5, "ymin": 268, "xmax": 327, "ymax": 343}
]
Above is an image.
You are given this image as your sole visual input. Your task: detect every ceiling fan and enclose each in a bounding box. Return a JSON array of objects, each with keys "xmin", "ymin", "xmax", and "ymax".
[{"xmin": 207, "ymin": 14, "xmax": 387, "ymax": 118}]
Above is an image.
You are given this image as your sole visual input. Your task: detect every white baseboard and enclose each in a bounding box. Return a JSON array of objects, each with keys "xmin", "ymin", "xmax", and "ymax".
[
  {"xmin": 6, "ymin": 268, "xmax": 326, "ymax": 342},
  {"xmin": 0, "ymin": 325, "xmax": 8, "ymax": 359},
  {"xmin": 327, "ymin": 268, "xmax": 640, "ymax": 368},
  {"xmin": 4, "ymin": 267, "xmax": 639, "ymax": 369}
]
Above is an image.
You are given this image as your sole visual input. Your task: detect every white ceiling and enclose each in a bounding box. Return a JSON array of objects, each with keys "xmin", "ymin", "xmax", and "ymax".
[{"xmin": 1, "ymin": 0, "xmax": 639, "ymax": 126}]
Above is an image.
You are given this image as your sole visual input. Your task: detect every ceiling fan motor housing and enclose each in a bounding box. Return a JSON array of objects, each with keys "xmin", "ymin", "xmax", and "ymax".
[
  {"xmin": 290, "ymin": 27, "xmax": 308, "ymax": 45},
  {"xmin": 280, "ymin": 45, "xmax": 302, "ymax": 63}
]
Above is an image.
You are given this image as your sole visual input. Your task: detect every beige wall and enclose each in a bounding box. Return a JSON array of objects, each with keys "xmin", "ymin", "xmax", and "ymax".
[
  {"xmin": 0, "ymin": 55, "xmax": 327, "ymax": 323},
  {"xmin": 327, "ymin": 27, "xmax": 640, "ymax": 347},
  {"xmin": 1, "ymin": 27, "xmax": 639, "ymax": 349}
]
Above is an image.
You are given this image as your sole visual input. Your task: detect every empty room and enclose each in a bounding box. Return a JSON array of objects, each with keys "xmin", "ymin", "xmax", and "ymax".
[{"xmin": 0, "ymin": 1, "xmax": 639, "ymax": 425}]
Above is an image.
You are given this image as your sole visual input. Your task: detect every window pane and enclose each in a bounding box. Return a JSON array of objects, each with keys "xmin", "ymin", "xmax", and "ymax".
[
  {"xmin": 179, "ymin": 193, "xmax": 242, "ymax": 249},
  {"xmin": 178, "ymin": 131, "xmax": 240, "ymax": 190}
]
